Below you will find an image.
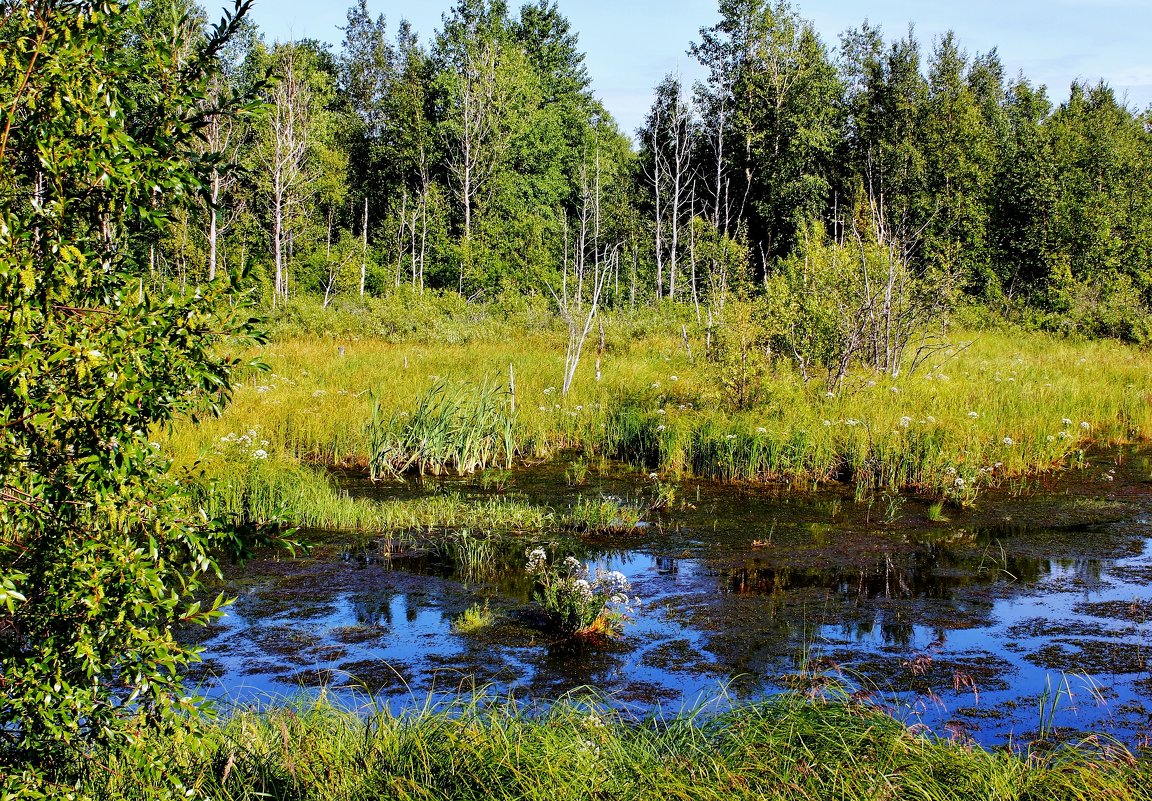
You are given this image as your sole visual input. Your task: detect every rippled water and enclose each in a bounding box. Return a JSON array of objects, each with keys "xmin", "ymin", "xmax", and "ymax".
[{"xmin": 187, "ymin": 448, "xmax": 1152, "ymax": 747}]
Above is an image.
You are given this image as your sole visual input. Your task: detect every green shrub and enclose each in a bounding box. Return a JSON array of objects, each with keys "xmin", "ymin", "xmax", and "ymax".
[{"xmin": 0, "ymin": 0, "xmax": 284, "ymax": 785}]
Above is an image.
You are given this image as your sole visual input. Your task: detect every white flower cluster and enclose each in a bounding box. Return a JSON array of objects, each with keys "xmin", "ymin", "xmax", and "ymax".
[
  {"xmin": 216, "ymin": 429, "xmax": 271, "ymax": 459},
  {"xmin": 525, "ymin": 547, "xmax": 548, "ymax": 575}
]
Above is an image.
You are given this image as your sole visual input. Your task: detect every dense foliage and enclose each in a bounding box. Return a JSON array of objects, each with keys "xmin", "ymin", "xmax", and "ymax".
[
  {"xmin": 0, "ymin": 0, "xmax": 281, "ymax": 790},
  {"xmin": 134, "ymin": 0, "xmax": 1152, "ymax": 346}
]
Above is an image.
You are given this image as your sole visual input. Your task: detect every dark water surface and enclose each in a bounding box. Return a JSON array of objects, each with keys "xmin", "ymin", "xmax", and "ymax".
[{"xmin": 188, "ymin": 449, "xmax": 1152, "ymax": 747}]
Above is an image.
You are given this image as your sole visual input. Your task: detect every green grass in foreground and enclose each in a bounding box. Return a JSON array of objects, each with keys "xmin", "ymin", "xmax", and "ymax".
[{"xmin": 60, "ymin": 694, "xmax": 1152, "ymax": 800}]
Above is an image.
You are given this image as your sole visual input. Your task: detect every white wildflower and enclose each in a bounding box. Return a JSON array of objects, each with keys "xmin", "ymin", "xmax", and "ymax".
[
  {"xmin": 525, "ymin": 548, "xmax": 547, "ymax": 574},
  {"xmin": 1002, "ymin": 437, "xmax": 1014, "ymax": 446},
  {"xmin": 251, "ymin": 449, "xmax": 268, "ymax": 460},
  {"xmin": 1080, "ymin": 421, "xmax": 1091, "ymax": 431},
  {"xmin": 967, "ymin": 411, "xmax": 979, "ymax": 419}
]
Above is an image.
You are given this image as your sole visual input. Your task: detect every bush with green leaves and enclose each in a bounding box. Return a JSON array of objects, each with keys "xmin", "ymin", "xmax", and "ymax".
[
  {"xmin": 0, "ymin": 0, "xmax": 281, "ymax": 788},
  {"xmin": 707, "ymin": 295, "xmax": 773, "ymax": 410},
  {"xmin": 766, "ymin": 221, "xmax": 946, "ymax": 389}
]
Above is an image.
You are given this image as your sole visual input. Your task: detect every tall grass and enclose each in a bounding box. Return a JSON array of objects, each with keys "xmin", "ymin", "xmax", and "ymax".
[
  {"xmin": 368, "ymin": 380, "xmax": 515, "ymax": 478},
  {"xmin": 75, "ymin": 693, "xmax": 1152, "ymax": 800},
  {"xmin": 165, "ymin": 311, "xmax": 1152, "ymax": 506},
  {"xmin": 193, "ymin": 456, "xmax": 550, "ymax": 534}
]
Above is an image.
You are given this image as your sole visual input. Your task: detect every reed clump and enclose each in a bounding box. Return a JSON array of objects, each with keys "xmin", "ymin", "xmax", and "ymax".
[{"xmin": 368, "ymin": 379, "xmax": 516, "ymax": 479}]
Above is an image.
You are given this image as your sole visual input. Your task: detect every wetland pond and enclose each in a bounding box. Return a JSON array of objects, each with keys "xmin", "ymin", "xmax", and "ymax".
[{"xmin": 188, "ymin": 448, "xmax": 1152, "ymax": 748}]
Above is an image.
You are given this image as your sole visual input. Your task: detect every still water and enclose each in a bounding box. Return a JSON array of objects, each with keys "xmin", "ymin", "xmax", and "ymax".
[{"xmin": 187, "ymin": 449, "xmax": 1152, "ymax": 747}]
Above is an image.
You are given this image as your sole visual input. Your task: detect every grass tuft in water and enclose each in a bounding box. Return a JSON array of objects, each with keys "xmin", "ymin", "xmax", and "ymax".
[{"xmin": 452, "ymin": 601, "xmax": 496, "ymax": 634}]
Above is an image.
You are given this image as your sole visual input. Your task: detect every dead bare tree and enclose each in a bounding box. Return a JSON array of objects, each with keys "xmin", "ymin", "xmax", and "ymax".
[
  {"xmin": 261, "ymin": 43, "xmax": 314, "ymax": 304},
  {"xmin": 552, "ymin": 243, "xmax": 618, "ymax": 396},
  {"xmin": 643, "ymin": 76, "xmax": 697, "ymax": 301}
]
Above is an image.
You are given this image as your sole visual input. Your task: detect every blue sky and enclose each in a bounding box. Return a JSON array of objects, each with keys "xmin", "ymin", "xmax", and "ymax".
[{"xmin": 248, "ymin": 0, "xmax": 1152, "ymax": 137}]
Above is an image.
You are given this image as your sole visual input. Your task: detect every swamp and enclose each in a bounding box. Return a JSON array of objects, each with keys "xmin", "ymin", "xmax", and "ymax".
[
  {"xmin": 7, "ymin": 0, "xmax": 1152, "ymax": 798},
  {"xmin": 189, "ymin": 438, "xmax": 1152, "ymax": 750}
]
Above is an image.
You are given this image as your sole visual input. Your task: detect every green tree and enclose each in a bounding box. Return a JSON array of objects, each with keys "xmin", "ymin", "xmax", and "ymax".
[
  {"xmin": 919, "ymin": 34, "xmax": 998, "ymax": 296},
  {"xmin": 0, "ymin": 0, "xmax": 281, "ymax": 784},
  {"xmin": 987, "ymin": 77, "xmax": 1055, "ymax": 298},
  {"xmin": 692, "ymin": 0, "xmax": 842, "ymax": 268}
]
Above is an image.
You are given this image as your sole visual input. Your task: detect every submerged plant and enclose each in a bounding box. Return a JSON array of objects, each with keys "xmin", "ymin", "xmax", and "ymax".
[{"xmin": 524, "ymin": 548, "xmax": 638, "ymax": 638}]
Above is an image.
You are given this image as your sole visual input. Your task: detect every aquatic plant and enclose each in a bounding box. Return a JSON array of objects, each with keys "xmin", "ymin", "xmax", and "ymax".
[
  {"xmin": 562, "ymin": 495, "xmax": 644, "ymax": 534},
  {"xmin": 564, "ymin": 457, "xmax": 591, "ymax": 486},
  {"xmin": 436, "ymin": 529, "xmax": 498, "ymax": 582},
  {"xmin": 452, "ymin": 600, "xmax": 496, "ymax": 634},
  {"xmin": 524, "ymin": 548, "xmax": 637, "ymax": 638},
  {"xmin": 476, "ymin": 468, "xmax": 514, "ymax": 491}
]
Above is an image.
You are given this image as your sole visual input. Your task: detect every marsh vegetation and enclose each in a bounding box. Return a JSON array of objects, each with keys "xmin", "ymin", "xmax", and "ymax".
[{"xmin": 5, "ymin": 0, "xmax": 1152, "ymax": 798}]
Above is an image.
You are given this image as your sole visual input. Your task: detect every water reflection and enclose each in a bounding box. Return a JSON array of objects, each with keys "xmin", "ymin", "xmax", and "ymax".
[{"xmin": 193, "ymin": 457, "xmax": 1152, "ymax": 747}]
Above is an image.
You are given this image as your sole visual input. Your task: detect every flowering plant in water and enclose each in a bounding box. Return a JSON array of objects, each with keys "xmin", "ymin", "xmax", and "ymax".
[{"xmin": 524, "ymin": 548, "xmax": 638, "ymax": 638}]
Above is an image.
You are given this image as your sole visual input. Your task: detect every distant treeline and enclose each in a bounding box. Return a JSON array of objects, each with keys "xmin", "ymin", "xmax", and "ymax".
[{"xmin": 138, "ymin": 0, "xmax": 1152, "ymax": 339}]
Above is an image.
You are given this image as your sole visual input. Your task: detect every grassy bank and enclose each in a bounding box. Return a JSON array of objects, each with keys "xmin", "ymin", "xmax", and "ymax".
[
  {"xmin": 166, "ymin": 306, "xmax": 1152, "ymax": 529},
  {"xmin": 68, "ymin": 694, "xmax": 1152, "ymax": 800}
]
